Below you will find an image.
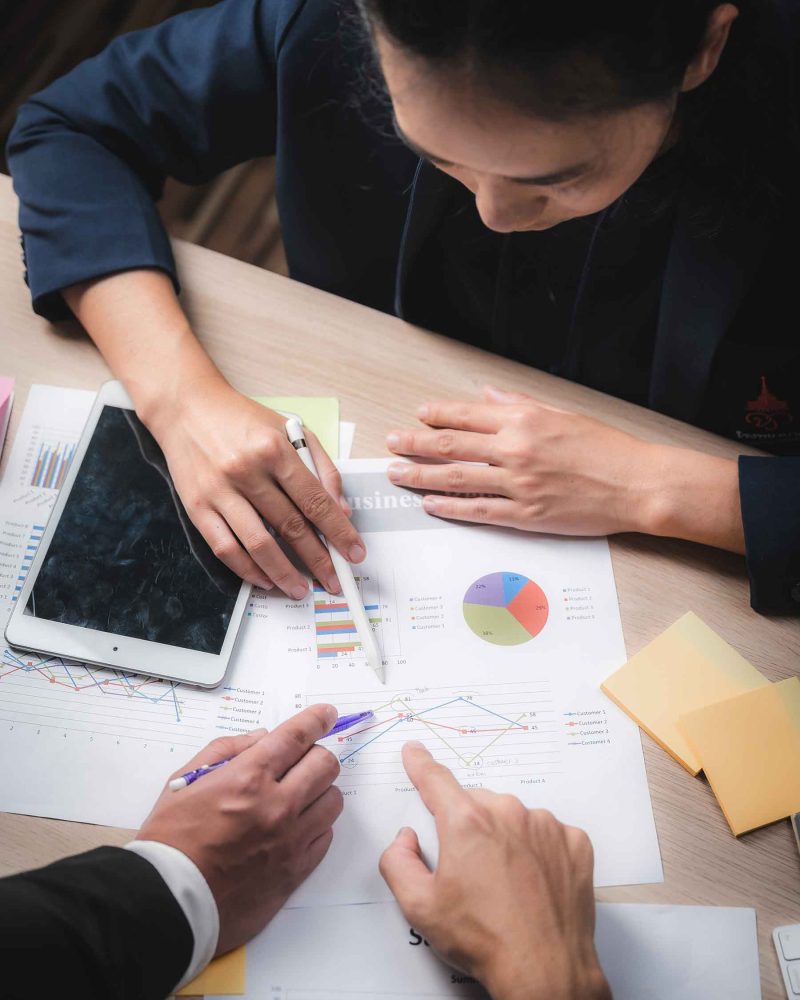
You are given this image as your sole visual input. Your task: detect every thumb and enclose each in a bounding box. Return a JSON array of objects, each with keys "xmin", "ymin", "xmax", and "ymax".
[
  {"xmin": 483, "ymin": 384, "xmax": 531, "ymax": 404},
  {"xmin": 379, "ymin": 826, "xmax": 433, "ymax": 919}
]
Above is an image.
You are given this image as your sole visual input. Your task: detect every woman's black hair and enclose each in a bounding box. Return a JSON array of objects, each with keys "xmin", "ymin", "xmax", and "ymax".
[{"xmin": 353, "ymin": 0, "xmax": 795, "ymax": 229}]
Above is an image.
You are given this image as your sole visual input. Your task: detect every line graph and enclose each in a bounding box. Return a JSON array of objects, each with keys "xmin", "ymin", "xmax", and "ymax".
[
  {"xmin": 0, "ymin": 645, "xmax": 210, "ymax": 748},
  {"xmin": 314, "ymin": 681, "xmax": 562, "ymax": 786}
]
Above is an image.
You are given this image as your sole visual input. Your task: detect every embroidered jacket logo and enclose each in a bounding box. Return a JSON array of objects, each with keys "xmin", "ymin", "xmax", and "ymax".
[{"xmin": 745, "ymin": 376, "xmax": 793, "ymax": 432}]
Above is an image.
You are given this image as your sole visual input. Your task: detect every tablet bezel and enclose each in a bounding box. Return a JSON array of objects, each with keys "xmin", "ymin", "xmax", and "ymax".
[{"xmin": 4, "ymin": 380, "xmax": 251, "ymax": 689}]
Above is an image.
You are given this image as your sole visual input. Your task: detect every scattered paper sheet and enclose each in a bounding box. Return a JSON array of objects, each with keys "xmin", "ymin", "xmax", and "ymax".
[
  {"xmin": 204, "ymin": 901, "xmax": 760, "ymax": 1000},
  {"xmin": 680, "ymin": 676, "xmax": 800, "ymax": 835},
  {"xmin": 601, "ymin": 612, "xmax": 768, "ymax": 774}
]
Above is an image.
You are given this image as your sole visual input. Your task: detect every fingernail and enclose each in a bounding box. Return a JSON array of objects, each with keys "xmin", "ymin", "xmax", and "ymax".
[
  {"xmin": 256, "ymin": 577, "xmax": 274, "ymax": 591},
  {"xmin": 387, "ymin": 463, "xmax": 404, "ymax": 483},
  {"xmin": 386, "ymin": 432, "xmax": 400, "ymax": 450},
  {"xmin": 348, "ymin": 542, "xmax": 366, "ymax": 563},
  {"xmin": 422, "ymin": 497, "xmax": 438, "ymax": 514},
  {"xmin": 291, "ymin": 583, "xmax": 309, "ymax": 600},
  {"xmin": 417, "ymin": 404, "xmax": 429, "ymax": 420},
  {"xmin": 405, "ymin": 740, "xmax": 425, "ymax": 750},
  {"xmin": 326, "ymin": 573, "xmax": 342, "ymax": 595}
]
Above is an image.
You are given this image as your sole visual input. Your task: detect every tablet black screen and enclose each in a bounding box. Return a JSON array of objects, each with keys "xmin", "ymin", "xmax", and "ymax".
[{"xmin": 25, "ymin": 405, "xmax": 240, "ymax": 653}]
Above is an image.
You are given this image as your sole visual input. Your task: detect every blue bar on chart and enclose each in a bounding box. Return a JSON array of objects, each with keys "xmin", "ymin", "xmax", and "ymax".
[{"xmin": 13, "ymin": 523, "xmax": 45, "ymax": 601}]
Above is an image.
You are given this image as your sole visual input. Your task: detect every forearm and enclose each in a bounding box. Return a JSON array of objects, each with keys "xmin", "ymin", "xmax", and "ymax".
[
  {"xmin": 63, "ymin": 269, "xmax": 228, "ymax": 433},
  {"xmin": 636, "ymin": 443, "xmax": 745, "ymax": 554}
]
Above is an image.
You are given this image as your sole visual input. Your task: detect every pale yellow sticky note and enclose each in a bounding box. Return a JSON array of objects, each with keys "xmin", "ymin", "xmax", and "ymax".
[
  {"xmin": 601, "ymin": 612, "xmax": 768, "ymax": 774},
  {"xmin": 254, "ymin": 396, "xmax": 340, "ymax": 459},
  {"xmin": 176, "ymin": 945, "xmax": 246, "ymax": 996},
  {"xmin": 680, "ymin": 677, "xmax": 800, "ymax": 836}
]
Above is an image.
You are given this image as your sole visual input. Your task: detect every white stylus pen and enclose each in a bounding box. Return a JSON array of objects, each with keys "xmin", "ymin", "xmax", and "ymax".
[{"xmin": 285, "ymin": 417, "xmax": 385, "ymax": 684}]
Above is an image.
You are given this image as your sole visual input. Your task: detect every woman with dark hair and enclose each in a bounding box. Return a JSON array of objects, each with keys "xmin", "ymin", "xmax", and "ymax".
[{"xmin": 7, "ymin": 0, "xmax": 800, "ymax": 615}]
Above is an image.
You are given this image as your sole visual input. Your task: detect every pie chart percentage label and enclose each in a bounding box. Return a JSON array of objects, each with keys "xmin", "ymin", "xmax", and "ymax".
[{"xmin": 463, "ymin": 572, "xmax": 549, "ymax": 645}]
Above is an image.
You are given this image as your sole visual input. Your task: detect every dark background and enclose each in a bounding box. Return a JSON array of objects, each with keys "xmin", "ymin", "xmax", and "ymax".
[{"xmin": 1, "ymin": 0, "xmax": 287, "ymax": 274}]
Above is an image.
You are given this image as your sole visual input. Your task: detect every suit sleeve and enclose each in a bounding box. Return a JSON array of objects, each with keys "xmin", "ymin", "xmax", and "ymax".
[
  {"xmin": 739, "ymin": 456, "xmax": 800, "ymax": 614},
  {"xmin": 5, "ymin": 0, "xmax": 294, "ymax": 321},
  {"xmin": 0, "ymin": 846, "xmax": 193, "ymax": 1000}
]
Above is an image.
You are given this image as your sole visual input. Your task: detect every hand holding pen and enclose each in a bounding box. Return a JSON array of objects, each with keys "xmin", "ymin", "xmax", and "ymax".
[
  {"xmin": 285, "ymin": 417, "xmax": 386, "ymax": 684},
  {"xmin": 169, "ymin": 710, "xmax": 375, "ymax": 790},
  {"xmin": 138, "ymin": 704, "xmax": 347, "ymax": 954}
]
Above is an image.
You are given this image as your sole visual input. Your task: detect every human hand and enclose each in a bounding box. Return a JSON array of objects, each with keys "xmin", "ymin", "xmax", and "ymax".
[
  {"xmin": 136, "ymin": 704, "xmax": 342, "ymax": 955},
  {"xmin": 147, "ymin": 377, "xmax": 365, "ymax": 599},
  {"xmin": 379, "ymin": 742, "xmax": 609, "ymax": 1000},
  {"xmin": 386, "ymin": 385, "xmax": 743, "ymax": 551}
]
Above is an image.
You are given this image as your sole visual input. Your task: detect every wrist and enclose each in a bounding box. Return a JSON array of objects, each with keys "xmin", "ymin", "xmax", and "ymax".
[
  {"xmin": 631, "ymin": 444, "xmax": 744, "ymax": 553},
  {"xmin": 484, "ymin": 954, "xmax": 610, "ymax": 1000},
  {"xmin": 133, "ymin": 344, "xmax": 229, "ymax": 440}
]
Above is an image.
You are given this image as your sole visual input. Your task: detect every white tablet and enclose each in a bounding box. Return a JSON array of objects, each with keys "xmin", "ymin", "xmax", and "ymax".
[{"xmin": 5, "ymin": 380, "xmax": 250, "ymax": 688}]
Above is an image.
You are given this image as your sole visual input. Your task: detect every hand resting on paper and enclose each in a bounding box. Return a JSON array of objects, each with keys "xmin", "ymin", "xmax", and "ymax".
[
  {"xmin": 380, "ymin": 741, "xmax": 610, "ymax": 1000},
  {"xmin": 386, "ymin": 384, "xmax": 744, "ymax": 553},
  {"xmin": 136, "ymin": 703, "xmax": 343, "ymax": 956}
]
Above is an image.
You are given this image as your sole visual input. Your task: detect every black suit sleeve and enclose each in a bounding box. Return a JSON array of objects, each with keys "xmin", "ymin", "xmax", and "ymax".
[
  {"xmin": 0, "ymin": 846, "xmax": 193, "ymax": 1000},
  {"xmin": 739, "ymin": 456, "xmax": 800, "ymax": 614}
]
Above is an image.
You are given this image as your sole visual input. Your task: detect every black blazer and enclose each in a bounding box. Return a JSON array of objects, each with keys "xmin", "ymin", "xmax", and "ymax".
[
  {"xmin": 0, "ymin": 847, "xmax": 192, "ymax": 999},
  {"xmin": 6, "ymin": 0, "xmax": 800, "ymax": 614}
]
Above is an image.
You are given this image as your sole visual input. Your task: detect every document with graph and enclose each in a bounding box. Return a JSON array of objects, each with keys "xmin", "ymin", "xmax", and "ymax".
[
  {"xmin": 258, "ymin": 460, "xmax": 662, "ymax": 906},
  {"xmin": 0, "ymin": 386, "xmax": 274, "ymax": 827}
]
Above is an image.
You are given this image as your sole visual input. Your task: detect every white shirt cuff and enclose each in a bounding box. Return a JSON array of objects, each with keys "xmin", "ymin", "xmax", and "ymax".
[{"xmin": 124, "ymin": 840, "xmax": 219, "ymax": 991}]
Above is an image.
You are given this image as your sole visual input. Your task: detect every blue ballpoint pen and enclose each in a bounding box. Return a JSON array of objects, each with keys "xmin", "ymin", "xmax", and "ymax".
[{"xmin": 169, "ymin": 711, "xmax": 375, "ymax": 791}]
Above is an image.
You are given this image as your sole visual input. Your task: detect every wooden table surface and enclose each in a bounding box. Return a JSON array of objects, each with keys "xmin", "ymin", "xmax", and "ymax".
[{"xmin": 0, "ymin": 171, "xmax": 797, "ymax": 997}]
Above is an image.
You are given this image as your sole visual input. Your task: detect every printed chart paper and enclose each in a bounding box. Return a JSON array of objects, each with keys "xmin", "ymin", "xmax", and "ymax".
[
  {"xmin": 206, "ymin": 901, "xmax": 760, "ymax": 1000},
  {"xmin": 0, "ymin": 387, "xmax": 271, "ymax": 827},
  {"xmin": 0, "ymin": 386, "xmax": 351, "ymax": 829},
  {"xmin": 255, "ymin": 460, "xmax": 662, "ymax": 904}
]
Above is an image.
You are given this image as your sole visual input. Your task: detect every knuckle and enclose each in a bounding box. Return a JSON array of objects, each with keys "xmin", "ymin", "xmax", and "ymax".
[
  {"xmin": 278, "ymin": 510, "xmax": 309, "ymax": 543},
  {"xmin": 220, "ymin": 450, "xmax": 250, "ymax": 481},
  {"xmin": 241, "ymin": 529, "xmax": 274, "ymax": 558},
  {"xmin": 266, "ymin": 796, "xmax": 293, "ymax": 828},
  {"xmin": 435, "ymin": 432, "xmax": 456, "ymax": 457},
  {"xmin": 472, "ymin": 500, "xmax": 492, "ymax": 522},
  {"xmin": 402, "ymin": 463, "xmax": 424, "ymax": 488},
  {"xmin": 445, "ymin": 464, "xmax": 465, "ymax": 489},
  {"xmin": 496, "ymin": 793, "xmax": 527, "ymax": 823},
  {"xmin": 254, "ymin": 432, "xmax": 283, "ymax": 464},
  {"xmin": 565, "ymin": 826, "xmax": 594, "ymax": 867},
  {"xmin": 300, "ymin": 488, "xmax": 334, "ymax": 523},
  {"xmin": 210, "ymin": 538, "xmax": 238, "ymax": 562}
]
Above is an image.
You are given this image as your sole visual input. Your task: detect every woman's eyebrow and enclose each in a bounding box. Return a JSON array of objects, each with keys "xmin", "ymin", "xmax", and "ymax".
[{"xmin": 392, "ymin": 116, "xmax": 591, "ymax": 186}]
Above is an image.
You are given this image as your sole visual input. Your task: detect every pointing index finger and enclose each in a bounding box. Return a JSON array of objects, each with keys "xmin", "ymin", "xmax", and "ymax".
[{"xmin": 402, "ymin": 740, "xmax": 465, "ymax": 818}]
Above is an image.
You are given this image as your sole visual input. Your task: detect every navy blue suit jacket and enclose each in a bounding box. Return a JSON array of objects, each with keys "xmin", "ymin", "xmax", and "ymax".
[{"xmin": 7, "ymin": 0, "xmax": 800, "ymax": 614}]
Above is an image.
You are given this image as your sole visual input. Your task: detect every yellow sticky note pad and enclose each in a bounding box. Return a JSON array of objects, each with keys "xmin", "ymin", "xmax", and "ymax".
[
  {"xmin": 601, "ymin": 612, "xmax": 768, "ymax": 774},
  {"xmin": 255, "ymin": 396, "xmax": 340, "ymax": 459},
  {"xmin": 176, "ymin": 946, "xmax": 246, "ymax": 996},
  {"xmin": 680, "ymin": 678, "xmax": 800, "ymax": 836}
]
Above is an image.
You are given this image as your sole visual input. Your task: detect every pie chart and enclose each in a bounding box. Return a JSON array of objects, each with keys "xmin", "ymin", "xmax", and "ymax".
[{"xmin": 463, "ymin": 572, "xmax": 549, "ymax": 646}]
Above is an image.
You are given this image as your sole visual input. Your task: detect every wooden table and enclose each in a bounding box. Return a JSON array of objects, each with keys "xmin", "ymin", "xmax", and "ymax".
[{"xmin": 0, "ymin": 171, "xmax": 797, "ymax": 997}]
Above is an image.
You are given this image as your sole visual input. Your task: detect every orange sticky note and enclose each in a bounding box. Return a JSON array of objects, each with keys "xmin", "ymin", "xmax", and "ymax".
[
  {"xmin": 680, "ymin": 678, "xmax": 800, "ymax": 836},
  {"xmin": 176, "ymin": 946, "xmax": 246, "ymax": 996},
  {"xmin": 601, "ymin": 612, "xmax": 768, "ymax": 774}
]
